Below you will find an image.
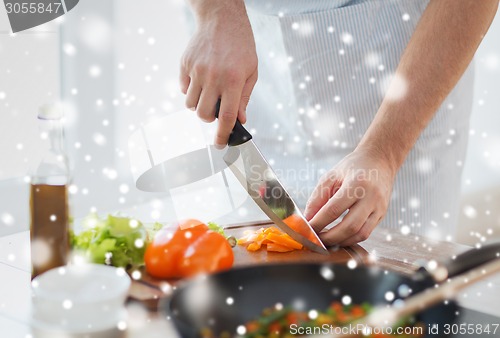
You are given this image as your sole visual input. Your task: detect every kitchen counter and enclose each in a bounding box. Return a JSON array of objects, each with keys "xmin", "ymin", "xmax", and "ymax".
[{"xmin": 1, "ymin": 210, "xmax": 499, "ymax": 337}]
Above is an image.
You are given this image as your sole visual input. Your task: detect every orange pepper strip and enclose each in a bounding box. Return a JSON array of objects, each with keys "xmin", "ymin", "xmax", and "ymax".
[
  {"xmin": 263, "ymin": 227, "xmax": 282, "ymax": 234},
  {"xmin": 238, "ymin": 228, "xmax": 266, "ymax": 247},
  {"xmin": 247, "ymin": 242, "xmax": 262, "ymax": 251},
  {"xmin": 246, "ymin": 230, "xmax": 267, "ymax": 250},
  {"xmin": 261, "ymin": 238, "xmax": 273, "ymax": 245},
  {"xmin": 239, "ymin": 226, "xmax": 306, "ymax": 252},
  {"xmin": 265, "ymin": 233, "xmax": 303, "ymax": 250},
  {"xmin": 267, "ymin": 242, "xmax": 295, "ymax": 252},
  {"xmin": 283, "ymin": 214, "xmax": 319, "ymax": 243},
  {"xmin": 255, "ymin": 232, "xmax": 266, "ymax": 243},
  {"xmin": 262, "ymin": 227, "xmax": 281, "ymax": 245},
  {"xmin": 237, "ymin": 234, "xmax": 258, "ymax": 246}
]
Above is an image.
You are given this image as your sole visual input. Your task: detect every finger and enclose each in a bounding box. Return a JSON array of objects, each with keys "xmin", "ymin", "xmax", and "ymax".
[
  {"xmin": 336, "ymin": 213, "xmax": 382, "ymax": 247},
  {"xmin": 180, "ymin": 72, "xmax": 190, "ymax": 95},
  {"xmin": 318, "ymin": 202, "xmax": 372, "ymax": 246},
  {"xmin": 179, "ymin": 58, "xmax": 191, "ymax": 94},
  {"xmin": 305, "ymin": 184, "xmax": 341, "ymax": 222},
  {"xmin": 215, "ymin": 87, "xmax": 243, "ymax": 147},
  {"xmin": 196, "ymin": 88, "xmax": 218, "ymax": 123},
  {"xmin": 305, "ymin": 170, "xmax": 343, "ymax": 223},
  {"xmin": 304, "ymin": 171, "xmax": 342, "ymax": 221},
  {"xmin": 309, "ymin": 183, "xmax": 357, "ymax": 233},
  {"xmin": 238, "ymin": 70, "xmax": 258, "ymax": 124},
  {"xmin": 185, "ymin": 79, "xmax": 202, "ymax": 110}
]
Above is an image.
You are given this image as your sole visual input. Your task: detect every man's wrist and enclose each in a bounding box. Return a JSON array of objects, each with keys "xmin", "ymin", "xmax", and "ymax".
[
  {"xmin": 355, "ymin": 139, "xmax": 403, "ymax": 177},
  {"xmin": 187, "ymin": 0, "xmax": 246, "ymax": 22},
  {"xmin": 355, "ymin": 98, "xmax": 428, "ymax": 176}
]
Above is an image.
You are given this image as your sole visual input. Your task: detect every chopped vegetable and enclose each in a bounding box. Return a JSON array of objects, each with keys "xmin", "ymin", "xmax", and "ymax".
[
  {"xmin": 265, "ymin": 233, "xmax": 303, "ymax": 250},
  {"xmin": 282, "ymin": 214, "xmax": 320, "ymax": 244},
  {"xmin": 144, "ymin": 219, "xmax": 234, "ymax": 279},
  {"xmin": 70, "ymin": 213, "xmax": 148, "ymax": 269},
  {"xmin": 266, "ymin": 243, "xmax": 294, "ymax": 252},
  {"xmin": 238, "ymin": 227, "xmax": 303, "ymax": 253},
  {"xmin": 204, "ymin": 302, "xmax": 424, "ymax": 338}
]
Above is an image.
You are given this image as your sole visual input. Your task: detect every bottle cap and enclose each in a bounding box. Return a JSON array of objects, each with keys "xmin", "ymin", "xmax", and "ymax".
[{"xmin": 38, "ymin": 103, "xmax": 64, "ymax": 120}]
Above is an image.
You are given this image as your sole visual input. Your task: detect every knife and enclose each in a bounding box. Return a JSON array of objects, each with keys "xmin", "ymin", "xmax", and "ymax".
[{"xmin": 215, "ymin": 101, "xmax": 328, "ymax": 255}]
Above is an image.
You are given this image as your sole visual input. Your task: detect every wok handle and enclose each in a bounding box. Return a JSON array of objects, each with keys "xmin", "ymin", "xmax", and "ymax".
[
  {"xmin": 444, "ymin": 242, "xmax": 500, "ymax": 279},
  {"xmin": 215, "ymin": 100, "xmax": 252, "ymax": 147},
  {"xmin": 341, "ymin": 258, "xmax": 500, "ymax": 338}
]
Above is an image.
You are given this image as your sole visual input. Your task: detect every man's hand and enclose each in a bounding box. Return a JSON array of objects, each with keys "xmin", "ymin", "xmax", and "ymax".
[
  {"xmin": 181, "ymin": 0, "xmax": 258, "ymax": 147},
  {"xmin": 304, "ymin": 148, "xmax": 396, "ymax": 247}
]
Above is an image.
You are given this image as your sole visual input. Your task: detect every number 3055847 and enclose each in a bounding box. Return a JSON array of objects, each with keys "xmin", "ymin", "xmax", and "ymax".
[
  {"xmin": 443, "ymin": 323, "xmax": 499, "ymax": 335},
  {"xmin": 5, "ymin": 2, "xmax": 63, "ymax": 14}
]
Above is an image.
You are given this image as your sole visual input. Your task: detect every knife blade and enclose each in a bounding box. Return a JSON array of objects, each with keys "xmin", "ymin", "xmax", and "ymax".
[{"xmin": 216, "ymin": 101, "xmax": 328, "ymax": 255}]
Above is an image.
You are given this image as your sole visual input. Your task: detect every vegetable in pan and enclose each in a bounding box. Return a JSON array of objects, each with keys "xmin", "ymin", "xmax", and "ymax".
[{"xmin": 201, "ymin": 302, "xmax": 424, "ymax": 338}]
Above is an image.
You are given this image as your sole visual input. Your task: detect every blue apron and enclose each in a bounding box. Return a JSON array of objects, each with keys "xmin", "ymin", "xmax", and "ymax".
[{"xmin": 244, "ymin": 0, "xmax": 474, "ymax": 240}]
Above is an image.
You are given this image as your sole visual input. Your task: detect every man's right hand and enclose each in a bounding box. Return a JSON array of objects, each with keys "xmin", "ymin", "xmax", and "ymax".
[{"xmin": 181, "ymin": 0, "xmax": 258, "ymax": 148}]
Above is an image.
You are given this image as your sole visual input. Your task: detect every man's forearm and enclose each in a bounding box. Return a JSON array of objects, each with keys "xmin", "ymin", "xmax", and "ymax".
[{"xmin": 357, "ymin": 0, "xmax": 498, "ymax": 173}]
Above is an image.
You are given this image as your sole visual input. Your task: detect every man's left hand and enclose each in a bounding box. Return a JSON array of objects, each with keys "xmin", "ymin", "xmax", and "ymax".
[{"xmin": 304, "ymin": 148, "xmax": 396, "ymax": 247}]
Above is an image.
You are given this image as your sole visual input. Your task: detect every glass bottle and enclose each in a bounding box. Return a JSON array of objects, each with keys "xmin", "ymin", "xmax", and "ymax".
[{"xmin": 30, "ymin": 103, "xmax": 70, "ymax": 279}]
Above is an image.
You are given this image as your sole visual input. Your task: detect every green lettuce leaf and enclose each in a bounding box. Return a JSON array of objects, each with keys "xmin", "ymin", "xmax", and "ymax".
[{"xmin": 70, "ymin": 213, "xmax": 147, "ymax": 269}]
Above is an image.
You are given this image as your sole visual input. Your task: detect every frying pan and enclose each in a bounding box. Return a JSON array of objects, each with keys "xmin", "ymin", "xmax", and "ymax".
[{"xmin": 164, "ymin": 242, "xmax": 500, "ymax": 338}]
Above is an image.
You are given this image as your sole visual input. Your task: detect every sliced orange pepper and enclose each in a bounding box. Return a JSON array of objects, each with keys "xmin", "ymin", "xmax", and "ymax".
[
  {"xmin": 247, "ymin": 242, "xmax": 262, "ymax": 251},
  {"xmin": 237, "ymin": 236, "xmax": 256, "ymax": 246},
  {"xmin": 283, "ymin": 214, "xmax": 319, "ymax": 244},
  {"xmin": 265, "ymin": 233, "xmax": 303, "ymax": 250},
  {"xmin": 255, "ymin": 232, "xmax": 267, "ymax": 242},
  {"xmin": 267, "ymin": 242, "xmax": 295, "ymax": 252},
  {"xmin": 238, "ymin": 226, "xmax": 304, "ymax": 252},
  {"xmin": 237, "ymin": 228, "xmax": 266, "ymax": 246},
  {"xmin": 263, "ymin": 227, "xmax": 281, "ymax": 234},
  {"xmin": 261, "ymin": 238, "xmax": 273, "ymax": 245}
]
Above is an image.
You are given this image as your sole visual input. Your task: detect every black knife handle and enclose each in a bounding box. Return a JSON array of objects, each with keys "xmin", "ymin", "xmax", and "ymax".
[
  {"xmin": 215, "ymin": 100, "xmax": 252, "ymax": 147},
  {"xmin": 413, "ymin": 241, "xmax": 500, "ymax": 283},
  {"xmin": 443, "ymin": 241, "xmax": 500, "ymax": 279}
]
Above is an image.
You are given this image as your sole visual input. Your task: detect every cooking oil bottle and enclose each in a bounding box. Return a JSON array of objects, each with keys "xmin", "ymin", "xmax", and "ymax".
[{"xmin": 30, "ymin": 103, "xmax": 70, "ymax": 279}]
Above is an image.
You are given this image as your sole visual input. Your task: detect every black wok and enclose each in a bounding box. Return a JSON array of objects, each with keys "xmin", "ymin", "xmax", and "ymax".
[{"xmin": 164, "ymin": 242, "xmax": 500, "ymax": 338}]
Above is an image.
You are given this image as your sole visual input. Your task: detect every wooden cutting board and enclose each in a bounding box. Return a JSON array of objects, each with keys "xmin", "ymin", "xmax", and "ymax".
[{"xmin": 127, "ymin": 221, "xmax": 368, "ymax": 311}]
